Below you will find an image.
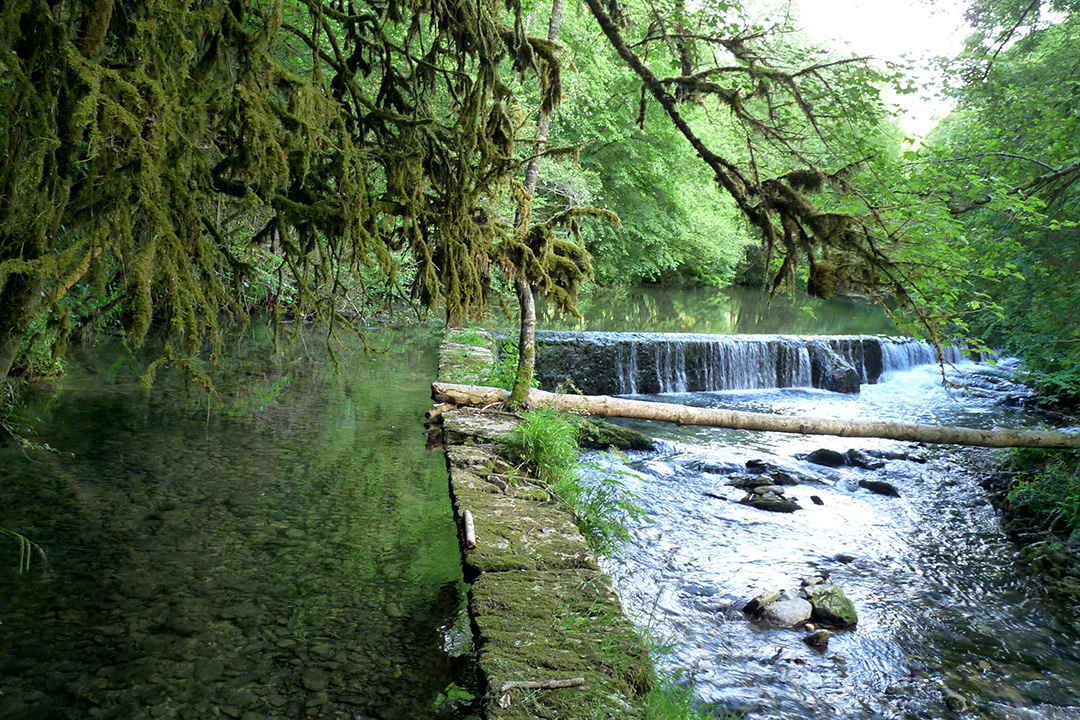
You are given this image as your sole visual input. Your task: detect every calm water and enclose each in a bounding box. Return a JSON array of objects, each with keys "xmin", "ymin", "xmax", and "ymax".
[
  {"xmin": 533, "ymin": 285, "xmax": 898, "ymax": 335},
  {"xmin": 0, "ymin": 325, "xmax": 474, "ymax": 720}
]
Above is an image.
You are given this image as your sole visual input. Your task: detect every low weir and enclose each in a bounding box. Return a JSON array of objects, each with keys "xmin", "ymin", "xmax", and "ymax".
[{"xmin": 534, "ymin": 331, "xmax": 967, "ymax": 395}]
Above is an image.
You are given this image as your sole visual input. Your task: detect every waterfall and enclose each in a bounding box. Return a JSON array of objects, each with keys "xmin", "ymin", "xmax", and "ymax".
[{"xmin": 534, "ymin": 331, "xmax": 971, "ymax": 395}]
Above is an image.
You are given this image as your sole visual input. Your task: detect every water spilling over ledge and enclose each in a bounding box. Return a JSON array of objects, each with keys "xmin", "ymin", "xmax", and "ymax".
[{"xmin": 534, "ymin": 331, "xmax": 967, "ymax": 395}]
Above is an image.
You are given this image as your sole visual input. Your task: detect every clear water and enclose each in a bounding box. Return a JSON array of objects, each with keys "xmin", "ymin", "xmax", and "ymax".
[
  {"xmin": 588, "ymin": 361, "xmax": 1080, "ymax": 719},
  {"xmin": 532, "ymin": 285, "xmax": 898, "ymax": 335},
  {"xmin": 0, "ymin": 325, "xmax": 474, "ymax": 720}
]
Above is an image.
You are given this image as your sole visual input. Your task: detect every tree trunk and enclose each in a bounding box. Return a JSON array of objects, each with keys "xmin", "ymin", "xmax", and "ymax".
[
  {"xmin": 508, "ymin": 0, "xmax": 565, "ymax": 406},
  {"xmin": 431, "ymin": 382, "xmax": 1080, "ymax": 449},
  {"xmin": 0, "ymin": 273, "xmax": 44, "ymax": 381},
  {"xmin": 507, "ymin": 279, "xmax": 537, "ymax": 407}
]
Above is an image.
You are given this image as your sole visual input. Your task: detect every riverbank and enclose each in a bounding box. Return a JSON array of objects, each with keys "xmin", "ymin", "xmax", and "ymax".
[
  {"xmin": 980, "ymin": 447, "xmax": 1080, "ymax": 614},
  {"xmin": 433, "ymin": 329, "xmax": 655, "ymax": 719}
]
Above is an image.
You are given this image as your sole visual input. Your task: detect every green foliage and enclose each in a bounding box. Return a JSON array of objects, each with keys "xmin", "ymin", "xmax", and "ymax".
[
  {"xmin": 917, "ymin": 7, "xmax": 1080, "ymax": 403},
  {"xmin": 511, "ymin": 409, "xmax": 643, "ymax": 553},
  {"xmin": 537, "ymin": 6, "xmax": 756, "ymax": 286},
  {"xmin": 0, "ymin": 0, "xmax": 581, "ymax": 384},
  {"xmin": 1005, "ymin": 448, "xmax": 1080, "ymax": 537}
]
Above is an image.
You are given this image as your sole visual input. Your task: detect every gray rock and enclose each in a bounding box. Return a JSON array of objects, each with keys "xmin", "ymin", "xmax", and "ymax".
[
  {"xmin": 803, "ymin": 583, "xmax": 858, "ymax": 628},
  {"xmin": 942, "ymin": 686, "xmax": 967, "ymax": 713},
  {"xmin": 752, "ymin": 485, "xmax": 785, "ymax": 495},
  {"xmin": 727, "ymin": 475, "xmax": 765, "ymax": 490},
  {"xmin": 757, "ymin": 592, "xmax": 812, "ymax": 628},
  {"xmin": 809, "ymin": 345, "xmax": 861, "ymax": 394},
  {"xmin": 846, "ymin": 449, "xmax": 885, "ymax": 470},
  {"xmin": 769, "ymin": 470, "xmax": 803, "ymax": 486}
]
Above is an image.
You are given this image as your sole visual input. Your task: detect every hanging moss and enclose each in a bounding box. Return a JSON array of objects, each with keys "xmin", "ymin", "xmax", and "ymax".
[{"xmin": 0, "ymin": 0, "xmax": 571, "ymax": 380}]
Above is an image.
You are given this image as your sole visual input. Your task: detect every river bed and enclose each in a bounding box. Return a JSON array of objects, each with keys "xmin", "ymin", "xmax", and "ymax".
[{"xmin": 0, "ymin": 326, "xmax": 475, "ymax": 720}]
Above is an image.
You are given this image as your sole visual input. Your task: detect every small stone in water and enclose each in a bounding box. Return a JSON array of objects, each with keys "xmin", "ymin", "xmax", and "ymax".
[
  {"xmin": 803, "ymin": 629, "xmax": 831, "ymax": 650},
  {"xmin": 811, "ymin": 495, "xmax": 824, "ymax": 506},
  {"xmin": 753, "ymin": 485, "xmax": 784, "ymax": 495}
]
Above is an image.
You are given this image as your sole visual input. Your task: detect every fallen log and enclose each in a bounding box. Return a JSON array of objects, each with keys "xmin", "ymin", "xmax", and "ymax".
[{"xmin": 431, "ymin": 382, "xmax": 1080, "ymax": 450}]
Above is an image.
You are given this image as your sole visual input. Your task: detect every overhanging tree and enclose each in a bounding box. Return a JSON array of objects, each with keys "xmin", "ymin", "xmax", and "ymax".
[{"xmin": 0, "ymin": 0, "xmax": 573, "ymax": 384}]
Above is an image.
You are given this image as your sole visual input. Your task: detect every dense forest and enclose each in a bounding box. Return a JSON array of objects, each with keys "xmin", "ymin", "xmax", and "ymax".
[{"xmin": 0, "ymin": 0, "xmax": 1077, "ymax": 398}]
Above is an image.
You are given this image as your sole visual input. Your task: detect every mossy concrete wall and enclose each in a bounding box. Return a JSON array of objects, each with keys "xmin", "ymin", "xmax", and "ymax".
[{"xmin": 435, "ymin": 330, "xmax": 653, "ymax": 719}]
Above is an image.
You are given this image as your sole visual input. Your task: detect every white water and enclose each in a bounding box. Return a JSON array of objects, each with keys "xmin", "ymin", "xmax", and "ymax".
[{"xmin": 586, "ymin": 358, "xmax": 1080, "ymax": 719}]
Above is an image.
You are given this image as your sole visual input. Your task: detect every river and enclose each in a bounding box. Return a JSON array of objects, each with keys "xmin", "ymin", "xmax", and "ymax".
[
  {"xmin": 0, "ymin": 324, "xmax": 474, "ymax": 720},
  {"xmin": 562, "ymin": 299, "xmax": 1080, "ymax": 718},
  {"xmin": 2, "ymin": 287, "xmax": 1077, "ymax": 720}
]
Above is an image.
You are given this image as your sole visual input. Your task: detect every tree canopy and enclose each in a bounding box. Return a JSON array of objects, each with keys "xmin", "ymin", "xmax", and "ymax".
[{"xmin": 3, "ymin": 0, "xmax": 1079, "ymax": 404}]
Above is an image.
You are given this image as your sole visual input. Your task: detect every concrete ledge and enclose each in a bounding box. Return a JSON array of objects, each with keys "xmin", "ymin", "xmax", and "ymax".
[{"xmin": 435, "ymin": 337, "xmax": 653, "ymax": 718}]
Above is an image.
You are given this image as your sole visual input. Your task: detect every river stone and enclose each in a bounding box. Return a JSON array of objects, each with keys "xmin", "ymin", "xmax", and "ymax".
[
  {"xmin": 743, "ymin": 590, "xmax": 782, "ymax": 614},
  {"xmin": 301, "ymin": 667, "xmax": 329, "ymax": 692},
  {"xmin": 752, "ymin": 485, "xmax": 785, "ymax": 495},
  {"xmin": 846, "ymin": 449, "xmax": 885, "ymax": 470},
  {"xmin": 806, "ymin": 448, "xmax": 847, "ymax": 467},
  {"xmin": 740, "ymin": 495, "xmax": 801, "ymax": 513},
  {"xmin": 769, "ymin": 470, "xmax": 803, "ymax": 486},
  {"xmin": 194, "ymin": 657, "xmax": 225, "ymax": 682},
  {"xmin": 803, "ymin": 628, "xmax": 831, "ymax": 650},
  {"xmin": 858, "ymin": 479, "xmax": 901, "ymax": 497},
  {"xmin": 728, "ymin": 475, "xmax": 764, "ymax": 490},
  {"xmin": 756, "ymin": 591, "xmax": 812, "ymax": 628},
  {"xmin": 804, "ymin": 583, "xmax": 858, "ymax": 628}
]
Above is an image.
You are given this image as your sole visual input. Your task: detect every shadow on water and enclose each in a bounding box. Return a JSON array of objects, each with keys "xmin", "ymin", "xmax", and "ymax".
[{"xmin": 0, "ymin": 324, "xmax": 477, "ymax": 720}]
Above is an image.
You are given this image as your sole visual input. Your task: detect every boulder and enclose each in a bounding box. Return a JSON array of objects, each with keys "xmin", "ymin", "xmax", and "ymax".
[
  {"xmin": 740, "ymin": 495, "xmax": 802, "ymax": 513},
  {"xmin": 743, "ymin": 590, "xmax": 782, "ymax": 614},
  {"xmin": 809, "ymin": 344, "xmax": 861, "ymax": 394},
  {"xmin": 769, "ymin": 470, "xmax": 804, "ymax": 486},
  {"xmin": 846, "ymin": 449, "xmax": 885, "ymax": 470},
  {"xmin": 756, "ymin": 591, "xmax": 812, "ymax": 628},
  {"xmin": 804, "ymin": 583, "xmax": 858, "ymax": 628},
  {"xmin": 806, "ymin": 448, "xmax": 847, "ymax": 468},
  {"xmin": 858, "ymin": 479, "xmax": 901, "ymax": 497}
]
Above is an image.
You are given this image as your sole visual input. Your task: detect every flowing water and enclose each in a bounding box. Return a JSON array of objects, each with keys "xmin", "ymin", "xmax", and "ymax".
[
  {"xmin": 0, "ymin": 325, "xmax": 475, "ymax": 720},
  {"xmin": 580, "ymin": 347, "xmax": 1080, "ymax": 719}
]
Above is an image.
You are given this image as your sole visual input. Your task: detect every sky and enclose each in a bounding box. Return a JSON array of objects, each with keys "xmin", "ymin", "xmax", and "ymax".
[{"xmin": 788, "ymin": 0, "xmax": 971, "ymax": 135}]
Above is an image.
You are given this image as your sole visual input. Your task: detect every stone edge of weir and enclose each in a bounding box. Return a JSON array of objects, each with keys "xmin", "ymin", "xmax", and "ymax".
[{"xmin": 431, "ymin": 329, "xmax": 655, "ymax": 719}]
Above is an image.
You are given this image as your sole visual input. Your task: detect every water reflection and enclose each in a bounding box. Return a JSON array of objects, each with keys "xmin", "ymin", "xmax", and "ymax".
[
  {"xmin": 0, "ymin": 326, "xmax": 473, "ymax": 720},
  {"xmin": 533, "ymin": 285, "xmax": 897, "ymax": 336}
]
